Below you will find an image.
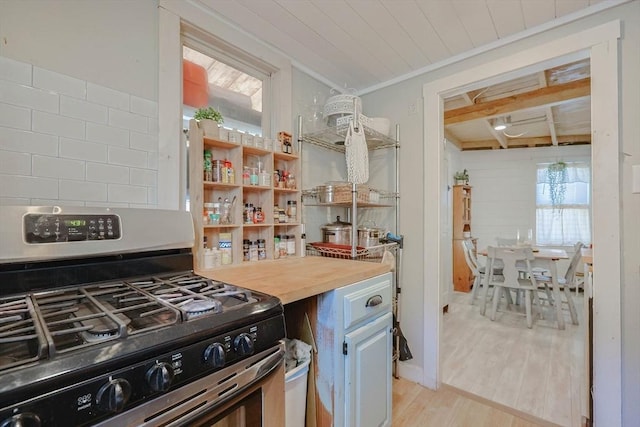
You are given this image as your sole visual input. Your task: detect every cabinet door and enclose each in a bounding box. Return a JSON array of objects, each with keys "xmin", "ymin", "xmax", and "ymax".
[{"xmin": 344, "ymin": 312, "xmax": 392, "ymax": 427}]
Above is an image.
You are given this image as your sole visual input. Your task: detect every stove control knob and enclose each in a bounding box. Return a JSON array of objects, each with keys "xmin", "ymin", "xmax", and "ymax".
[
  {"xmin": 203, "ymin": 342, "xmax": 226, "ymax": 368},
  {"xmin": 96, "ymin": 378, "xmax": 131, "ymax": 413},
  {"xmin": 233, "ymin": 333, "xmax": 254, "ymax": 356},
  {"xmin": 0, "ymin": 413, "xmax": 41, "ymax": 427},
  {"xmin": 146, "ymin": 362, "xmax": 175, "ymax": 392}
]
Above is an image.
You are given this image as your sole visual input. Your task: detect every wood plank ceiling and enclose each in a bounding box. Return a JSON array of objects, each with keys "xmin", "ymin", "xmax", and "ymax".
[
  {"xmin": 444, "ymin": 59, "xmax": 591, "ymax": 150},
  {"xmin": 193, "ymin": 0, "xmax": 628, "ymax": 149}
]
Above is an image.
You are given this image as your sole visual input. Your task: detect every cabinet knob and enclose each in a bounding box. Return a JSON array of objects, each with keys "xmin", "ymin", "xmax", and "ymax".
[{"xmin": 366, "ymin": 295, "xmax": 383, "ymax": 307}]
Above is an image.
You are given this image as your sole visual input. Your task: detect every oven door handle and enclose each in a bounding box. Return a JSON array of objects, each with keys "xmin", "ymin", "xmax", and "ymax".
[{"xmin": 257, "ymin": 346, "xmax": 285, "ymax": 378}]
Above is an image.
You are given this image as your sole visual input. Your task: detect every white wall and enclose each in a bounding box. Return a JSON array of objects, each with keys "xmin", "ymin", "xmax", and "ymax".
[
  {"xmin": 459, "ymin": 145, "xmax": 591, "ymax": 252},
  {"xmin": 0, "ymin": 0, "xmax": 158, "ymax": 100},
  {"xmin": 362, "ymin": 2, "xmax": 639, "ymax": 423},
  {"xmin": 0, "ymin": 56, "xmax": 159, "ymax": 208}
]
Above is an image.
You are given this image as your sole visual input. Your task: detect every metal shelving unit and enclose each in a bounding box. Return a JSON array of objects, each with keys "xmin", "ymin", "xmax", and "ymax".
[{"xmin": 298, "ymin": 114, "xmax": 406, "ymax": 377}]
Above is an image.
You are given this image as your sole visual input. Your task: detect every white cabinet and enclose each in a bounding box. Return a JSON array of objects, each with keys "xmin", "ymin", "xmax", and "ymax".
[
  {"xmin": 316, "ymin": 272, "xmax": 393, "ymax": 427},
  {"xmin": 344, "ymin": 311, "xmax": 393, "ymax": 427}
]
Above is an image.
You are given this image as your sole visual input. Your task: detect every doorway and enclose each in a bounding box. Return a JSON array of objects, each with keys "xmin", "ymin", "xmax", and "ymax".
[{"xmin": 422, "ymin": 21, "xmax": 622, "ymax": 426}]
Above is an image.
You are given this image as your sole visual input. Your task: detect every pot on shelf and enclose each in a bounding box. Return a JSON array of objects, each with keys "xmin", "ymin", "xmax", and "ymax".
[
  {"xmin": 321, "ymin": 216, "xmax": 352, "ymax": 245},
  {"xmin": 357, "ymin": 221, "xmax": 385, "ymax": 247}
]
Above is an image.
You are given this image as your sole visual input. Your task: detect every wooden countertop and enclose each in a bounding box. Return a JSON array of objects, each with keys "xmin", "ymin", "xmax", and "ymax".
[{"xmin": 196, "ymin": 256, "xmax": 391, "ymax": 304}]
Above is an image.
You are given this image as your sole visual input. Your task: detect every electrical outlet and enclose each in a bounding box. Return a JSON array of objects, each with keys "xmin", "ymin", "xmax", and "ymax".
[{"xmin": 408, "ymin": 102, "xmax": 418, "ymax": 116}]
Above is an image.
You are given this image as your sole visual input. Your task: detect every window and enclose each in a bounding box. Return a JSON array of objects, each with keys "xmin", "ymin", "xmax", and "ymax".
[{"xmin": 536, "ymin": 162, "xmax": 591, "ymax": 246}]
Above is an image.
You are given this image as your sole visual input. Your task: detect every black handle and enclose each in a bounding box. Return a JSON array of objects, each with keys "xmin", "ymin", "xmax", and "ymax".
[{"xmin": 366, "ymin": 295, "xmax": 383, "ymax": 307}]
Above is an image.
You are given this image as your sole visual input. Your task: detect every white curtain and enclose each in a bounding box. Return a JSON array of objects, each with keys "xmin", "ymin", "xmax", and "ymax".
[{"xmin": 536, "ymin": 162, "xmax": 591, "ymax": 246}]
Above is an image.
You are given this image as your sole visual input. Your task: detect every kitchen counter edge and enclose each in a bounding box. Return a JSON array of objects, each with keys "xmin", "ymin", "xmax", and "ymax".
[{"xmin": 196, "ymin": 256, "xmax": 391, "ymax": 304}]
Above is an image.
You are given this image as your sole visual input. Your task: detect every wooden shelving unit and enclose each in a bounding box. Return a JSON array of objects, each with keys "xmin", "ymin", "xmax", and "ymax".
[
  {"xmin": 452, "ymin": 184, "xmax": 474, "ymax": 292},
  {"xmin": 188, "ymin": 120, "xmax": 301, "ymax": 270}
]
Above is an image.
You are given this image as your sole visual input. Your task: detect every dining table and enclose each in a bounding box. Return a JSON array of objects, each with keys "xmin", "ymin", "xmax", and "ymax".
[{"xmin": 478, "ymin": 246, "xmax": 569, "ymax": 329}]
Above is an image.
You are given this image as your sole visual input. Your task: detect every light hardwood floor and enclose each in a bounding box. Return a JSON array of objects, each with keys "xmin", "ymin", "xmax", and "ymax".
[
  {"xmin": 392, "ymin": 377, "xmax": 549, "ymax": 426},
  {"xmin": 441, "ymin": 291, "xmax": 585, "ymax": 427}
]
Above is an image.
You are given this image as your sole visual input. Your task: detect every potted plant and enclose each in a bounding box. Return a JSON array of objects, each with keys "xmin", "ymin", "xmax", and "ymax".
[
  {"xmin": 194, "ymin": 106, "xmax": 224, "ymax": 138},
  {"xmin": 546, "ymin": 161, "xmax": 567, "ymax": 209},
  {"xmin": 454, "ymin": 169, "xmax": 469, "ymax": 185}
]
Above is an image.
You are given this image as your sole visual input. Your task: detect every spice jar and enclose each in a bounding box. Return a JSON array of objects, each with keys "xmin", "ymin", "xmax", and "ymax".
[
  {"xmin": 274, "ymin": 235, "xmax": 281, "ymax": 259},
  {"xmin": 257, "ymin": 239, "xmax": 266, "ymax": 260},
  {"xmin": 286, "ymin": 234, "xmax": 296, "ymax": 256},
  {"xmin": 287, "ymin": 200, "xmax": 297, "ymax": 221},
  {"xmin": 243, "ymin": 239, "xmax": 251, "ymax": 261},
  {"xmin": 253, "ymin": 207, "xmax": 265, "ymax": 224}
]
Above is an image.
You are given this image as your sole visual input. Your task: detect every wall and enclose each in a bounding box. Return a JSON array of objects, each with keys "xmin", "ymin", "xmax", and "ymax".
[
  {"xmin": 0, "ymin": 0, "xmax": 158, "ymax": 100},
  {"xmin": 0, "ymin": 56, "xmax": 159, "ymax": 208},
  {"xmin": 362, "ymin": 2, "xmax": 639, "ymax": 423},
  {"xmin": 460, "ymin": 145, "xmax": 591, "ymax": 252}
]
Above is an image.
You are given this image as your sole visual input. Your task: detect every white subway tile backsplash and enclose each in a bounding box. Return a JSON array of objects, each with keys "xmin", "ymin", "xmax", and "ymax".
[
  {"xmin": 130, "ymin": 131, "xmax": 157, "ymax": 152},
  {"xmin": 32, "ymin": 155, "xmax": 85, "ymax": 180},
  {"xmin": 130, "ymin": 168, "xmax": 156, "ymax": 186},
  {"xmin": 0, "ymin": 197, "xmax": 31, "ymax": 206},
  {"xmin": 0, "ymin": 127, "xmax": 58, "ymax": 156},
  {"xmin": 108, "ymin": 146, "xmax": 147, "ymax": 168},
  {"xmin": 86, "ymin": 122, "xmax": 129, "ymax": 147},
  {"xmin": 148, "ymin": 119, "xmax": 159, "ymax": 136},
  {"xmin": 89, "ymin": 201, "xmax": 130, "ymax": 208},
  {"xmin": 0, "ymin": 80, "xmax": 59, "ymax": 113},
  {"xmin": 60, "ymin": 96, "xmax": 108, "ymax": 124},
  {"xmin": 86, "ymin": 162, "xmax": 129, "ymax": 184},
  {"xmin": 1, "ymin": 58, "xmax": 158, "ymax": 207},
  {"xmin": 148, "ymin": 152, "xmax": 158, "ymax": 170},
  {"xmin": 31, "ymin": 199, "xmax": 86, "ymax": 207},
  {"xmin": 32, "ymin": 110, "xmax": 84, "ymax": 140},
  {"xmin": 130, "ymin": 96, "xmax": 157, "ymax": 118},
  {"xmin": 0, "ymin": 57, "xmax": 32, "ymax": 85},
  {"xmin": 147, "ymin": 187, "xmax": 157, "ymax": 205},
  {"xmin": 33, "ymin": 67, "xmax": 86, "ymax": 99},
  {"xmin": 0, "ymin": 103, "xmax": 31, "ymax": 130},
  {"xmin": 0, "ymin": 150, "xmax": 31, "ymax": 175},
  {"xmin": 0, "ymin": 174, "xmax": 58, "ymax": 199},
  {"xmin": 87, "ymin": 83, "xmax": 129, "ymax": 110},
  {"xmin": 60, "ymin": 138, "xmax": 107, "ymax": 163},
  {"xmin": 59, "ymin": 180, "xmax": 107, "ymax": 202},
  {"xmin": 108, "ymin": 184, "xmax": 147, "ymax": 204},
  {"xmin": 109, "ymin": 108, "xmax": 148, "ymax": 133}
]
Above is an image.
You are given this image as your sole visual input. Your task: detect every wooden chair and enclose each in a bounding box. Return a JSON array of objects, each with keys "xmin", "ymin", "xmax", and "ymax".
[
  {"xmin": 461, "ymin": 240, "xmax": 502, "ymax": 310},
  {"xmin": 486, "ymin": 246, "xmax": 541, "ymax": 328},
  {"xmin": 533, "ymin": 242, "xmax": 584, "ymax": 325}
]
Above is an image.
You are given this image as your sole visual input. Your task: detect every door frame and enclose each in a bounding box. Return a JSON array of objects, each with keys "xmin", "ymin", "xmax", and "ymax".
[{"xmin": 422, "ymin": 20, "xmax": 622, "ymax": 425}]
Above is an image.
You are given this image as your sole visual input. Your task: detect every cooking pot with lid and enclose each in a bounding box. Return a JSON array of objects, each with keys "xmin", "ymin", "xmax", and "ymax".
[
  {"xmin": 321, "ymin": 216, "xmax": 352, "ymax": 245},
  {"xmin": 357, "ymin": 221, "xmax": 385, "ymax": 247}
]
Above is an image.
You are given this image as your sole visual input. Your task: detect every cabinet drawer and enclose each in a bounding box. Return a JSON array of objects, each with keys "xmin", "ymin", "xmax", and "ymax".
[{"xmin": 343, "ymin": 278, "xmax": 392, "ymax": 330}]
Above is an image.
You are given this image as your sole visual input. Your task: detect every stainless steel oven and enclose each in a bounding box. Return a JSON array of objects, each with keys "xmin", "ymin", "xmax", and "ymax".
[{"xmin": 0, "ymin": 206, "xmax": 285, "ymax": 427}]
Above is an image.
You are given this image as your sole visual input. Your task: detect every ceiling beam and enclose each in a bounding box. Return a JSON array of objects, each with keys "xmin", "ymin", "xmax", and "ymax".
[
  {"xmin": 444, "ymin": 78, "xmax": 591, "ymax": 125},
  {"xmin": 460, "ymin": 91, "xmax": 508, "ymax": 149},
  {"xmin": 538, "ymin": 70, "xmax": 559, "ymax": 146},
  {"xmin": 460, "ymin": 134, "xmax": 591, "ymax": 150}
]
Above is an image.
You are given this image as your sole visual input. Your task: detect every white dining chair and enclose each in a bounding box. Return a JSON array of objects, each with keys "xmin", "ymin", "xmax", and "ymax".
[
  {"xmin": 496, "ymin": 237, "xmax": 518, "ymax": 247},
  {"xmin": 533, "ymin": 242, "xmax": 584, "ymax": 325},
  {"xmin": 461, "ymin": 240, "xmax": 503, "ymax": 310},
  {"xmin": 486, "ymin": 246, "xmax": 541, "ymax": 328}
]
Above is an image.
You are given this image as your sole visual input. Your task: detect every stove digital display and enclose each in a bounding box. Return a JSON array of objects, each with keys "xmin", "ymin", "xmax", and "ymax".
[{"xmin": 24, "ymin": 214, "xmax": 121, "ymax": 243}]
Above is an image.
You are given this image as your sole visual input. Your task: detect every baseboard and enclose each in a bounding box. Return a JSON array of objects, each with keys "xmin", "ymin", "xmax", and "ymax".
[
  {"xmin": 397, "ymin": 362, "xmax": 426, "ymax": 386},
  {"xmin": 441, "ymin": 383, "xmax": 564, "ymax": 427}
]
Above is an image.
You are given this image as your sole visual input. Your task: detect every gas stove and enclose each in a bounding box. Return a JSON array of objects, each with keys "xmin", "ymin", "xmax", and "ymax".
[{"xmin": 0, "ymin": 206, "xmax": 285, "ymax": 426}]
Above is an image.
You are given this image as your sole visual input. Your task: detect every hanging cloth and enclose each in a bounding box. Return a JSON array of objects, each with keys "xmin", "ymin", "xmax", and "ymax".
[{"xmin": 344, "ymin": 120, "xmax": 369, "ymax": 184}]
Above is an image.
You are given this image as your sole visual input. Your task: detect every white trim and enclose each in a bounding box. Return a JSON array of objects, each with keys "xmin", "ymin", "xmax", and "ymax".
[
  {"xmin": 423, "ymin": 20, "xmax": 621, "ymax": 425},
  {"xmin": 158, "ymin": 7, "xmax": 183, "ymax": 210}
]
